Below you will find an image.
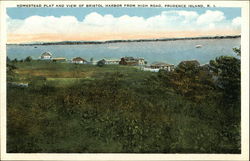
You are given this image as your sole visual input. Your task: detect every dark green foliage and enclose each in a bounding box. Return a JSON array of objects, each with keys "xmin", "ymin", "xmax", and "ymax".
[
  {"xmin": 209, "ymin": 56, "xmax": 240, "ymax": 104},
  {"xmin": 7, "ymin": 61, "xmax": 18, "ymax": 81},
  {"xmin": 97, "ymin": 59, "xmax": 105, "ymax": 67},
  {"xmin": 25, "ymin": 56, "xmax": 33, "ymax": 62},
  {"xmin": 7, "ymin": 63, "xmax": 17, "ymax": 73},
  {"xmin": 7, "ymin": 56, "xmax": 10, "ymax": 62},
  {"xmin": 233, "ymin": 46, "xmax": 241, "ymax": 56},
  {"xmin": 7, "ymin": 55, "xmax": 241, "ymax": 153},
  {"xmin": 159, "ymin": 61, "xmax": 215, "ymax": 102},
  {"xmin": 13, "ymin": 58, "xmax": 18, "ymax": 62}
]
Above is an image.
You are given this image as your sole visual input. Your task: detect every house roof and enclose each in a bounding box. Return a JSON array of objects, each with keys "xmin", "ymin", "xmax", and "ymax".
[
  {"xmin": 180, "ymin": 60, "xmax": 200, "ymax": 65},
  {"xmin": 151, "ymin": 62, "xmax": 173, "ymax": 67},
  {"xmin": 123, "ymin": 57, "xmax": 135, "ymax": 61},
  {"xmin": 103, "ymin": 58, "xmax": 120, "ymax": 62},
  {"xmin": 122, "ymin": 57, "xmax": 144, "ymax": 62},
  {"xmin": 52, "ymin": 58, "xmax": 66, "ymax": 60},
  {"xmin": 72, "ymin": 57, "xmax": 85, "ymax": 61},
  {"xmin": 41, "ymin": 52, "xmax": 52, "ymax": 56}
]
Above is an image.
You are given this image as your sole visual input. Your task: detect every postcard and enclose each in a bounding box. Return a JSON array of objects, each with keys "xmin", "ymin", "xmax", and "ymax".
[{"xmin": 0, "ymin": 0, "xmax": 249, "ymax": 160}]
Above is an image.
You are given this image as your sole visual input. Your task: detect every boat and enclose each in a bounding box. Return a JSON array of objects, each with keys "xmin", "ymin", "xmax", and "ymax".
[
  {"xmin": 196, "ymin": 45, "xmax": 202, "ymax": 48},
  {"xmin": 34, "ymin": 46, "xmax": 37, "ymax": 48}
]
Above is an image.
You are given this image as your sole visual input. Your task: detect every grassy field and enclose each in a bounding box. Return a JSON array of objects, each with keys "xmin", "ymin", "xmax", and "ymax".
[
  {"xmin": 7, "ymin": 59, "xmax": 241, "ymax": 153},
  {"xmin": 10, "ymin": 61, "xmax": 154, "ymax": 86}
]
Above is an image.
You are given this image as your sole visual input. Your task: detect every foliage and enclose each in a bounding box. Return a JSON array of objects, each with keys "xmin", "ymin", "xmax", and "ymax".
[
  {"xmin": 7, "ymin": 56, "xmax": 10, "ymax": 62},
  {"xmin": 209, "ymin": 56, "xmax": 240, "ymax": 104},
  {"xmin": 7, "ymin": 63, "xmax": 17, "ymax": 73},
  {"xmin": 233, "ymin": 46, "xmax": 241, "ymax": 56},
  {"xmin": 7, "ymin": 55, "xmax": 241, "ymax": 153},
  {"xmin": 158, "ymin": 61, "xmax": 215, "ymax": 102},
  {"xmin": 25, "ymin": 56, "xmax": 33, "ymax": 62},
  {"xmin": 7, "ymin": 61, "xmax": 18, "ymax": 81},
  {"xmin": 13, "ymin": 58, "xmax": 18, "ymax": 62},
  {"xmin": 97, "ymin": 59, "xmax": 105, "ymax": 67}
]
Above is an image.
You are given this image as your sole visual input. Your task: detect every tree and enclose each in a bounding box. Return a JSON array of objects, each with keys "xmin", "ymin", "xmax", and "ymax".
[
  {"xmin": 160, "ymin": 60, "xmax": 214, "ymax": 102},
  {"xmin": 233, "ymin": 46, "xmax": 241, "ymax": 56},
  {"xmin": 7, "ymin": 63, "xmax": 17, "ymax": 73},
  {"xmin": 97, "ymin": 59, "xmax": 105, "ymax": 67},
  {"xmin": 209, "ymin": 56, "xmax": 240, "ymax": 104},
  {"xmin": 175, "ymin": 60, "xmax": 200, "ymax": 77},
  {"xmin": 25, "ymin": 56, "xmax": 33, "ymax": 62},
  {"xmin": 13, "ymin": 58, "xmax": 18, "ymax": 63},
  {"xmin": 7, "ymin": 56, "xmax": 10, "ymax": 62},
  {"xmin": 209, "ymin": 55, "xmax": 241, "ymax": 152}
]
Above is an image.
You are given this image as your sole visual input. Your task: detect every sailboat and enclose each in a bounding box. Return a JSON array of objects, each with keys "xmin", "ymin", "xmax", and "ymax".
[{"xmin": 195, "ymin": 45, "xmax": 202, "ymax": 48}]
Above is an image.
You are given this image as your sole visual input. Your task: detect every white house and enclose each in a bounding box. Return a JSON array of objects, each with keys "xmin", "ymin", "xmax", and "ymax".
[
  {"xmin": 72, "ymin": 57, "xmax": 86, "ymax": 64},
  {"xmin": 142, "ymin": 67, "xmax": 160, "ymax": 72},
  {"xmin": 41, "ymin": 52, "xmax": 52, "ymax": 60},
  {"xmin": 102, "ymin": 59, "xmax": 120, "ymax": 65},
  {"xmin": 150, "ymin": 62, "xmax": 174, "ymax": 71},
  {"xmin": 137, "ymin": 58, "xmax": 145, "ymax": 66}
]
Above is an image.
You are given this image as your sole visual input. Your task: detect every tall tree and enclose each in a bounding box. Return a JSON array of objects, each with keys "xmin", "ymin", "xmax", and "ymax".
[
  {"xmin": 209, "ymin": 56, "xmax": 240, "ymax": 104},
  {"xmin": 233, "ymin": 46, "xmax": 241, "ymax": 56}
]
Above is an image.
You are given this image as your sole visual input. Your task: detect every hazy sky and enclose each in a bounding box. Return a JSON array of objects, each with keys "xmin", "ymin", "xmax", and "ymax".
[{"xmin": 7, "ymin": 8, "xmax": 241, "ymax": 43}]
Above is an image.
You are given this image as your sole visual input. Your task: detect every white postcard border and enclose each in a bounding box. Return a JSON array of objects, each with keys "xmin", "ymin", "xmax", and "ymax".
[{"xmin": 0, "ymin": 1, "xmax": 249, "ymax": 160}]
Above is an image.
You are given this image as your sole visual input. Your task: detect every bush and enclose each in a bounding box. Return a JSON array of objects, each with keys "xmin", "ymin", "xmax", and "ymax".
[
  {"xmin": 25, "ymin": 56, "xmax": 33, "ymax": 62},
  {"xmin": 7, "ymin": 56, "xmax": 241, "ymax": 153},
  {"xmin": 97, "ymin": 60, "xmax": 105, "ymax": 67}
]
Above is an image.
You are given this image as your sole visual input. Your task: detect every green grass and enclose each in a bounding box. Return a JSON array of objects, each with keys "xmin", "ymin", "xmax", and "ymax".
[
  {"xmin": 7, "ymin": 60, "xmax": 241, "ymax": 153},
  {"xmin": 46, "ymin": 77, "xmax": 98, "ymax": 87},
  {"xmin": 10, "ymin": 60, "xmax": 157, "ymax": 88},
  {"xmin": 13, "ymin": 60, "xmax": 146, "ymax": 79}
]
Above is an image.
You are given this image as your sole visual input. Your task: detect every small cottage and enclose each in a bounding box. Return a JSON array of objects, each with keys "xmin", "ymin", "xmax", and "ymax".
[
  {"xmin": 150, "ymin": 62, "xmax": 174, "ymax": 71},
  {"xmin": 72, "ymin": 57, "xmax": 86, "ymax": 64},
  {"xmin": 119, "ymin": 57, "xmax": 145, "ymax": 66},
  {"xmin": 102, "ymin": 59, "xmax": 120, "ymax": 65},
  {"xmin": 137, "ymin": 58, "xmax": 145, "ymax": 65},
  {"xmin": 179, "ymin": 60, "xmax": 200, "ymax": 66},
  {"xmin": 41, "ymin": 52, "xmax": 52, "ymax": 60},
  {"xmin": 52, "ymin": 58, "xmax": 66, "ymax": 62}
]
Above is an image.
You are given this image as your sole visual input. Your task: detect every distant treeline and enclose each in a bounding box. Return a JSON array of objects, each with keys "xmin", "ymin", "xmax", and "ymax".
[{"xmin": 10, "ymin": 35, "xmax": 241, "ymax": 46}]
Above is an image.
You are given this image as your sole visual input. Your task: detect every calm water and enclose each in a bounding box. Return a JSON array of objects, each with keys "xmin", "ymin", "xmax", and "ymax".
[{"xmin": 7, "ymin": 38, "xmax": 240, "ymax": 65}]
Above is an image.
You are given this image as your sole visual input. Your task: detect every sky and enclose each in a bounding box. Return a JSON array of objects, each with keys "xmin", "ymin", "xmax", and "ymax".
[{"xmin": 6, "ymin": 7, "xmax": 241, "ymax": 43}]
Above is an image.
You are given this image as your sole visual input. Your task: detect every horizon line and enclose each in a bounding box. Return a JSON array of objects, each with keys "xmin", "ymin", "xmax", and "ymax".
[{"xmin": 7, "ymin": 35, "xmax": 241, "ymax": 45}]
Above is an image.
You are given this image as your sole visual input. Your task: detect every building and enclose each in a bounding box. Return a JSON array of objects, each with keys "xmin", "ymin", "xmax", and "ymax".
[
  {"xmin": 52, "ymin": 58, "xmax": 66, "ymax": 62},
  {"xmin": 88, "ymin": 61, "xmax": 98, "ymax": 65},
  {"xmin": 179, "ymin": 60, "xmax": 200, "ymax": 67},
  {"xmin": 119, "ymin": 57, "xmax": 145, "ymax": 66},
  {"xmin": 150, "ymin": 62, "xmax": 174, "ymax": 71},
  {"xmin": 72, "ymin": 57, "xmax": 86, "ymax": 64},
  {"xmin": 137, "ymin": 58, "xmax": 145, "ymax": 65},
  {"xmin": 200, "ymin": 64, "xmax": 210, "ymax": 70},
  {"xmin": 102, "ymin": 58, "xmax": 120, "ymax": 65},
  {"xmin": 41, "ymin": 52, "xmax": 52, "ymax": 60},
  {"xmin": 142, "ymin": 67, "xmax": 160, "ymax": 72}
]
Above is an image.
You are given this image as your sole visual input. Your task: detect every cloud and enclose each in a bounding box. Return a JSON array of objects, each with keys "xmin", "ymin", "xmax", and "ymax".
[
  {"xmin": 12, "ymin": 15, "xmax": 79, "ymax": 34},
  {"xmin": 197, "ymin": 10, "xmax": 225, "ymax": 26},
  {"xmin": 83, "ymin": 12, "xmax": 116, "ymax": 26},
  {"xmin": 7, "ymin": 10, "xmax": 241, "ymax": 43},
  {"xmin": 145, "ymin": 10, "xmax": 198, "ymax": 30},
  {"xmin": 82, "ymin": 12, "xmax": 148, "ymax": 33},
  {"xmin": 232, "ymin": 17, "xmax": 241, "ymax": 28}
]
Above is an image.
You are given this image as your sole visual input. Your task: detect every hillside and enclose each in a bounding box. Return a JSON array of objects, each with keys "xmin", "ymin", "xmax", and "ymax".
[{"xmin": 7, "ymin": 58, "xmax": 241, "ymax": 153}]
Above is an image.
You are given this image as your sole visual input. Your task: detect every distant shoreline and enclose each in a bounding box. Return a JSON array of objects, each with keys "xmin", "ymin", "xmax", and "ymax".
[{"xmin": 8, "ymin": 35, "xmax": 241, "ymax": 46}]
